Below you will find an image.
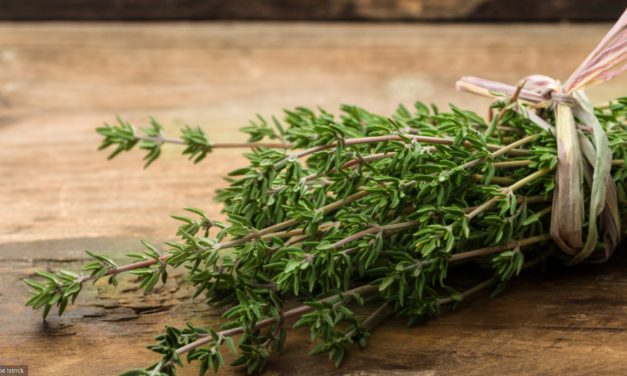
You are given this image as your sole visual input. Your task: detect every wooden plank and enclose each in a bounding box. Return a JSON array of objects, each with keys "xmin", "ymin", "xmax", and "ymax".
[
  {"xmin": 3, "ymin": 239, "xmax": 627, "ymax": 375},
  {"xmin": 1, "ymin": 22, "xmax": 625, "ymax": 244},
  {"xmin": 0, "ymin": 23, "xmax": 626, "ymax": 375},
  {"xmin": 0, "ymin": 0, "xmax": 624, "ymax": 21}
]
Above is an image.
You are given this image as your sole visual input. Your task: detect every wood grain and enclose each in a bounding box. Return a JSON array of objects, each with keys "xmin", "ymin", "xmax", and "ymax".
[{"xmin": 0, "ymin": 22, "xmax": 626, "ymax": 375}]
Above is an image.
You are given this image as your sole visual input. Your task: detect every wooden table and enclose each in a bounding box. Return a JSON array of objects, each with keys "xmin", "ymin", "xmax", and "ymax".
[{"xmin": 1, "ymin": 23, "xmax": 626, "ymax": 375}]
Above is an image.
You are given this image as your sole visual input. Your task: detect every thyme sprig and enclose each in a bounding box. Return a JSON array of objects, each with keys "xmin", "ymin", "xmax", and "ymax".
[
  {"xmin": 26, "ymin": 97, "xmax": 626, "ymax": 375},
  {"xmin": 97, "ymin": 116, "xmax": 290, "ymax": 167}
]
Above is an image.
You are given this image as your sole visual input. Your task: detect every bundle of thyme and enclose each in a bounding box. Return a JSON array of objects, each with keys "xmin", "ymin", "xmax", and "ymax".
[{"xmin": 25, "ymin": 12, "xmax": 626, "ymax": 376}]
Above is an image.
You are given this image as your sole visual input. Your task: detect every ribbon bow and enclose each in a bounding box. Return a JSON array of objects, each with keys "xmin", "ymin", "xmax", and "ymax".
[{"xmin": 457, "ymin": 9, "xmax": 627, "ymax": 264}]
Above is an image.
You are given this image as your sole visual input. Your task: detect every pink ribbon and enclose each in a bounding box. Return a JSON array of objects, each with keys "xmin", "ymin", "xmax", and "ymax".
[{"xmin": 456, "ymin": 9, "xmax": 626, "ymax": 263}]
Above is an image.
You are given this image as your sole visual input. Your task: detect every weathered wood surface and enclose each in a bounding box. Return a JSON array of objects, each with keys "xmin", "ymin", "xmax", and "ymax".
[
  {"xmin": 0, "ymin": 0, "xmax": 624, "ymax": 21},
  {"xmin": 0, "ymin": 23, "xmax": 626, "ymax": 375}
]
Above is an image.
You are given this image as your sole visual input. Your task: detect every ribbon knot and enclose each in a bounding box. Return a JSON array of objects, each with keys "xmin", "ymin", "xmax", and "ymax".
[
  {"xmin": 549, "ymin": 91, "xmax": 576, "ymax": 106},
  {"xmin": 515, "ymin": 75, "xmax": 576, "ymax": 107},
  {"xmin": 456, "ymin": 9, "xmax": 627, "ymax": 264}
]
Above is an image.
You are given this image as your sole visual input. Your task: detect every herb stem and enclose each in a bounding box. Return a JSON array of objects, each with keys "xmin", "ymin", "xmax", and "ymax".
[
  {"xmin": 490, "ymin": 134, "xmax": 537, "ymax": 159},
  {"xmin": 472, "ymin": 174, "xmax": 515, "ymax": 185},
  {"xmin": 465, "ymin": 167, "xmax": 552, "ymax": 220},
  {"xmin": 76, "ymin": 255, "xmax": 168, "ymax": 284},
  {"xmin": 76, "ymin": 174, "xmax": 551, "ymax": 286},
  {"xmin": 459, "ymin": 134, "xmax": 537, "ymax": 171},
  {"xmin": 493, "ymin": 160, "xmax": 532, "ymax": 168},
  {"xmin": 359, "ymin": 302, "xmax": 394, "ymax": 331},
  {"xmin": 262, "ymin": 222, "xmax": 339, "ymax": 241},
  {"xmin": 277, "ymin": 134, "xmax": 531, "ymax": 169},
  {"xmin": 342, "ymin": 301, "xmax": 394, "ymax": 342},
  {"xmin": 405, "ymin": 233, "xmax": 551, "ymax": 272},
  {"xmin": 174, "ymin": 284, "xmax": 379, "ymax": 356},
  {"xmin": 138, "ymin": 135, "xmax": 290, "ymax": 149},
  {"xmin": 437, "ymin": 277, "xmax": 498, "ymax": 305},
  {"xmin": 275, "ymin": 135, "xmax": 540, "ymax": 196},
  {"xmin": 485, "ymin": 79, "xmax": 526, "ymax": 138},
  {"xmin": 448, "ymin": 233, "xmax": 552, "ymax": 263},
  {"xmin": 508, "ymin": 167, "xmax": 552, "ymax": 191},
  {"xmin": 218, "ymin": 191, "xmax": 370, "ymax": 250},
  {"xmin": 330, "ymin": 221, "xmax": 419, "ymax": 251},
  {"xmin": 438, "ymin": 252, "xmax": 550, "ymax": 307},
  {"xmin": 75, "ymin": 193, "xmax": 370, "ymax": 284},
  {"xmin": 462, "ymin": 195, "xmax": 549, "ymax": 213}
]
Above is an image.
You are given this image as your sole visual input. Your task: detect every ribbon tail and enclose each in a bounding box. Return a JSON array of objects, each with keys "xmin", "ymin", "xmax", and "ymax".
[
  {"xmin": 565, "ymin": 9, "xmax": 627, "ymax": 93},
  {"xmin": 550, "ymin": 103, "xmax": 584, "ymax": 255},
  {"xmin": 567, "ymin": 92, "xmax": 620, "ymax": 264}
]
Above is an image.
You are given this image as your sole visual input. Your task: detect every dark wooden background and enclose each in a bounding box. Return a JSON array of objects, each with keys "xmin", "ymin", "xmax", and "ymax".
[{"xmin": 0, "ymin": 0, "xmax": 624, "ymax": 21}]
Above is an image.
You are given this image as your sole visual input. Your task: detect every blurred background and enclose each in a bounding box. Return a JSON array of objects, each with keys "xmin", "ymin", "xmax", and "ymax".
[
  {"xmin": 0, "ymin": 0, "xmax": 624, "ymax": 21},
  {"xmin": 1, "ymin": 2, "xmax": 626, "ymax": 247}
]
